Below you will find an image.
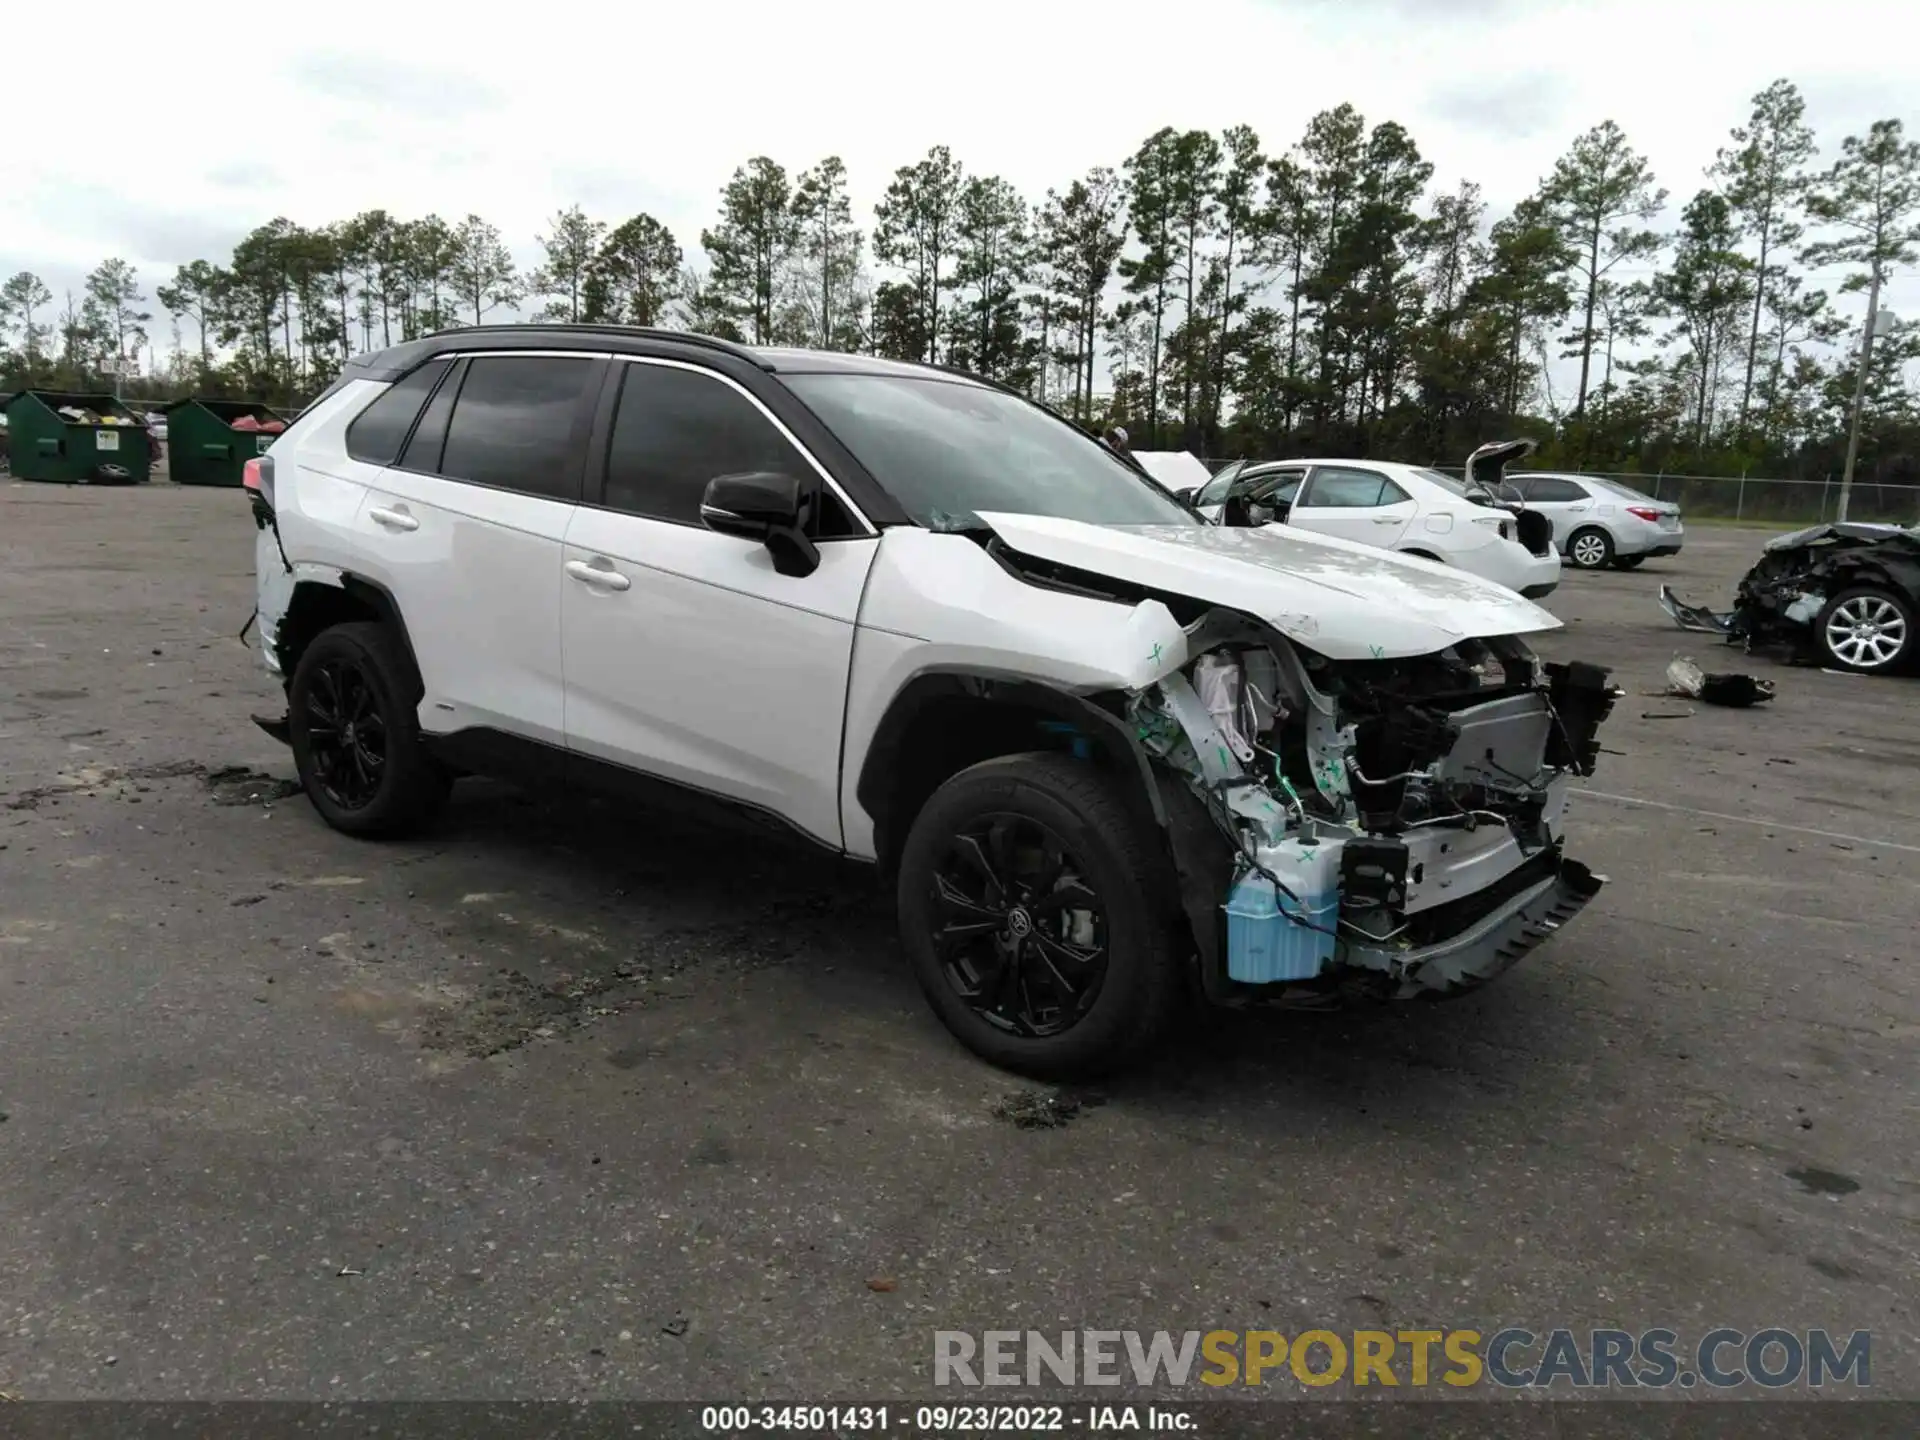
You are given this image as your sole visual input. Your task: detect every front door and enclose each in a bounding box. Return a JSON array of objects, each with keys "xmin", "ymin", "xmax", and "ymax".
[{"xmin": 559, "ymin": 357, "xmax": 879, "ymax": 849}]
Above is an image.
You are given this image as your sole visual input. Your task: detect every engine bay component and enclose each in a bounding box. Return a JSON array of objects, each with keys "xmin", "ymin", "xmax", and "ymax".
[{"xmin": 1128, "ymin": 618, "xmax": 1612, "ymax": 1005}]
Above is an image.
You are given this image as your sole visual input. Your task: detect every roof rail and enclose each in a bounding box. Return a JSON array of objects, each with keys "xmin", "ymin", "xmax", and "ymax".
[{"xmin": 426, "ymin": 322, "xmax": 769, "ymax": 366}]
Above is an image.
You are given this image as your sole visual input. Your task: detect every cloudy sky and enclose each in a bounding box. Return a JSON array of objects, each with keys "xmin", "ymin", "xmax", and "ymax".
[{"xmin": 4, "ymin": 0, "xmax": 1913, "ymax": 341}]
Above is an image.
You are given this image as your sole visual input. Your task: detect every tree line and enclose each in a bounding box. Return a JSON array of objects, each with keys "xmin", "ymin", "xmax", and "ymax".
[{"xmin": 2, "ymin": 80, "xmax": 1916, "ymax": 483}]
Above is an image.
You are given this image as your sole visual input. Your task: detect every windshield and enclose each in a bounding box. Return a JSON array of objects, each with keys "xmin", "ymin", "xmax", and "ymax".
[
  {"xmin": 1194, "ymin": 460, "xmax": 1246, "ymax": 507},
  {"xmin": 1588, "ymin": 476, "xmax": 1658, "ymax": 502},
  {"xmin": 785, "ymin": 373, "xmax": 1199, "ymax": 529}
]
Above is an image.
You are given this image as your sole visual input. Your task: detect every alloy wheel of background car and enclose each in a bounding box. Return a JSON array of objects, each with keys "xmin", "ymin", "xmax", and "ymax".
[
  {"xmin": 302, "ymin": 656, "xmax": 388, "ymax": 812},
  {"xmin": 927, "ymin": 812, "xmax": 1109, "ymax": 1038},
  {"xmin": 1568, "ymin": 528, "xmax": 1613, "ymax": 569},
  {"xmin": 1818, "ymin": 587, "xmax": 1913, "ymax": 673}
]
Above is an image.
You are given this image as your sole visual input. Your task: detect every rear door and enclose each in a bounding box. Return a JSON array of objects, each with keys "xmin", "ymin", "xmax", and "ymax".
[
  {"xmin": 1518, "ymin": 476, "xmax": 1595, "ymax": 547},
  {"xmin": 558, "ymin": 356, "xmax": 879, "ymax": 848},
  {"xmin": 1288, "ymin": 465, "xmax": 1416, "ymax": 547},
  {"xmin": 354, "ymin": 351, "xmax": 602, "ymax": 746}
]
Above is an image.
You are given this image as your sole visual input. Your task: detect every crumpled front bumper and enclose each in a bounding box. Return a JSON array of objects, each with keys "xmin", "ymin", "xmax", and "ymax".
[{"xmin": 1340, "ymin": 858, "xmax": 1605, "ymax": 997}]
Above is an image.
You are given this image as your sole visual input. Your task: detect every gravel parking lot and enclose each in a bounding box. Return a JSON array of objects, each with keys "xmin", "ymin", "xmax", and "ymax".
[{"xmin": 1, "ymin": 480, "xmax": 1916, "ymax": 1400}]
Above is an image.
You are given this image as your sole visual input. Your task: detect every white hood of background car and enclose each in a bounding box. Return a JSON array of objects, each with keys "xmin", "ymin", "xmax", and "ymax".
[{"xmin": 974, "ymin": 511, "xmax": 1561, "ymax": 661}]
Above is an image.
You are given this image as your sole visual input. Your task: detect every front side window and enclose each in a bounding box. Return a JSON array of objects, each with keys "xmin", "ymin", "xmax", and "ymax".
[
  {"xmin": 785, "ymin": 373, "xmax": 1198, "ymax": 529},
  {"xmin": 602, "ymin": 362, "xmax": 835, "ymax": 528},
  {"xmin": 1300, "ymin": 466, "xmax": 1396, "ymax": 508},
  {"xmin": 437, "ymin": 355, "xmax": 596, "ymax": 501}
]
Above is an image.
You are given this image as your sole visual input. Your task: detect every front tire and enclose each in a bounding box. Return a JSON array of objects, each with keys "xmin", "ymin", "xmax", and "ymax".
[
  {"xmin": 288, "ymin": 621, "xmax": 452, "ymax": 837},
  {"xmin": 895, "ymin": 754, "xmax": 1183, "ymax": 1079},
  {"xmin": 1566, "ymin": 527, "xmax": 1614, "ymax": 570},
  {"xmin": 1816, "ymin": 586, "xmax": 1914, "ymax": 674}
]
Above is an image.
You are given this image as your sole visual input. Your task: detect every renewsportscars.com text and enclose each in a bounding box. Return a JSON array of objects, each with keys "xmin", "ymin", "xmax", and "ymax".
[{"xmin": 933, "ymin": 1327, "xmax": 1871, "ymax": 1391}]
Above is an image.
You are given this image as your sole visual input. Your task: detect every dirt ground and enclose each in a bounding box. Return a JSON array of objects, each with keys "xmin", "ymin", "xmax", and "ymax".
[{"xmin": 1, "ymin": 480, "xmax": 1915, "ymax": 1401}]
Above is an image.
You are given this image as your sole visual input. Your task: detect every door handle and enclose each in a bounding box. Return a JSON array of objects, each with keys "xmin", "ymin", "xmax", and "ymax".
[
  {"xmin": 369, "ymin": 505, "xmax": 418, "ymax": 532},
  {"xmin": 565, "ymin": 558, "xmax": 631, "ymax": 592},
  {"xmin": 1372, "ymin": 515, "xmax": 1401, "ymax": 524}
]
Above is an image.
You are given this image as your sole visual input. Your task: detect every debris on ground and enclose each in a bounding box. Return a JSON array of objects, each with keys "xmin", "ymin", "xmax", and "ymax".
[
  {"xmin": 204, "ymin": 766, "xmax": 302, "ymax": 807},
  {"xmin": 1664, "ymin": 657, "xmax": 1776, "ymax": 708},
  {"xmin": 865, "ymin": 1276, "xmax": 898, "ymax": 1292},
  {"xmin": 991, "ymin": 1090, "xmax": 1084, "ymax": 1130}
]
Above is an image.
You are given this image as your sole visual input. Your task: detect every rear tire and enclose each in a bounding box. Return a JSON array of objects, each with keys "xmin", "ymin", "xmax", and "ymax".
[
  {"xmin": 1815, "ymin": 586, "xmax": 1914, "ymax": 674},
  {"xmin": 895, "ymin": 753, "xmax": 1183, "ymax": 1079},
  {"xmin": 1610, "ymin": 555, "xmax": 1646, "ymax": 571},
  {"xmin": 288, "ymin": 621, "xmax": 452, "ymax": 837},
  {"xmin": 1566, "ymin": 527, "xmax": 1614, "ymax": 570}
]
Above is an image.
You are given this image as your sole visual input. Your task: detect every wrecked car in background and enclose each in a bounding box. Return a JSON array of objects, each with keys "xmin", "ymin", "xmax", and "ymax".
[
  {"xmin": 246, "ymin": 327, "xmax": 1618, "ymax": 1080},
  {"xmin": 1661, "ymin": 522, "xmax": 1919, "ymax": 674}
]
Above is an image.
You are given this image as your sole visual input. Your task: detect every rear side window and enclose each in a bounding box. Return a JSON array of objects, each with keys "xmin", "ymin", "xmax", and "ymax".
[
  {"xmin": 438, "ymin": 356, "xmax": 597, "ymax": 501},
  {"xmin": 399, "ymin": 358, "xmax": 466, "ymax": 474},
  {"xmin": 601, "ymin": 361, "xmax": 859, "ymax": 535},
  {"xmin": 345, "ymin": 360, "xmax": 451, "ymax": 465},
  {"xmin": 1301, "ymin": 466, "xmax": 1396, "ymax": 508},
  {"xmin": 1529, "ymin": 477, "xmax": 1588, "ymax": 503}
]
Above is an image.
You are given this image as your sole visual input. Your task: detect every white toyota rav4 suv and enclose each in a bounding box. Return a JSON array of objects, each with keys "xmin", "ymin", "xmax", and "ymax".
[{"xmin": 246, "ymin": 326, "xmax": 1617, "ymax": 1077}]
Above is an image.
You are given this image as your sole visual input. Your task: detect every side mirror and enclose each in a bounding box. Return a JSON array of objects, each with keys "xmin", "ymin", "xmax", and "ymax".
[
  {"xmin": 700, "ymin": 471, "xmax": 821, "ymax": 578},
  {"xmin": 1171, "ymin": 486, "xmax": 1197, "ymax": 506}
]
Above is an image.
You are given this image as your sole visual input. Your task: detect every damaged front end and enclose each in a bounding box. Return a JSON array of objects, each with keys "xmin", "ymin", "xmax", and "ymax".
[
  {"xmin": 1127, "ymin": 620, "xmax": 1614, "ymax": 1004},
  {"xmin": 1660, "ymin": 523, "xmax": 1920, "ymax": 667}
]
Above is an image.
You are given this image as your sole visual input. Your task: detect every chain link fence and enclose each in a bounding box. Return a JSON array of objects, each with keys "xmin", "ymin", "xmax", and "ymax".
[
  {"xmin": 1448, "ymin": 470, "xmax": 1917, "ymax": 526},
  {"xmin": 1202, "ymin": 459, "xmax": 1920, "ymax": 527}
]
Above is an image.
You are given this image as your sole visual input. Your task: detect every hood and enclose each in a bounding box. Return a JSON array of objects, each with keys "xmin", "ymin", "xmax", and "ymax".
[
  {"xmin": 1764, "ymin": 522, "xmax": 1918, "ymax": 552},
  {"xmin": 975, "ymin": 511, "xmax": 1560, "ymax": 661},
  {"xmin": 1128, "ymin": 450, "xmax": 1214, "ymax": 494}
]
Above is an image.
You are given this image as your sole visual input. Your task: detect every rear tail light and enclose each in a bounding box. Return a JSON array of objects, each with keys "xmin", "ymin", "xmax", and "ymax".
[
  {"xmin": 1472, "ymin": 514, "xmax": 1512, "ymax": 539},
  {"xmin": 243, "ymin": 455, "xmax": 276, "ymax": 521},
  {"xmin": 1626, "ymin": 505, "xmax": 1662, "ymax": 522}
]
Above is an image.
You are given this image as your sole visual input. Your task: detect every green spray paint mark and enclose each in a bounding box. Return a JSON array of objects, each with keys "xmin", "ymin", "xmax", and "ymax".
[
  {"xmin": 1370, "ymin": 643, "xmax": 1386, "ymax": 659},
  {"xmin": 1147, "ymin": 642, "xmax": 1164, "ymax": 666}
]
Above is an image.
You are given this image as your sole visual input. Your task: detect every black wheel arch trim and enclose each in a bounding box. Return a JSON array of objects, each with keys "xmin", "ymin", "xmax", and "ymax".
[
  {"xmin": 279, "ymin": 572, "xmax": 425, "ymax": 704},
  {"xmin": 854, "ymin": 670, "xmax": 1167, "ymax": 858}
]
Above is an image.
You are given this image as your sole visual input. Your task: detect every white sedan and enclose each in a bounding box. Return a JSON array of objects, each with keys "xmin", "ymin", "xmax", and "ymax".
[{"xmin": 1186, "ymin": 456, "xmax": 1563, "ymax": 599}]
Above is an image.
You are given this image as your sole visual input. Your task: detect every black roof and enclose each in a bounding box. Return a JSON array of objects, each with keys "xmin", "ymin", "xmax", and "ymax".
[{"xmin": 339, "ymin": 324, "xmax": 983, "ymax": 386}]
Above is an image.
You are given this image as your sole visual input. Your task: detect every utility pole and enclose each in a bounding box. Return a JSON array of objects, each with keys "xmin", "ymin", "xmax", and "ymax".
[{"xmin": 1835, "ymin": 266, "xmax": 1884, "ymax": 524}]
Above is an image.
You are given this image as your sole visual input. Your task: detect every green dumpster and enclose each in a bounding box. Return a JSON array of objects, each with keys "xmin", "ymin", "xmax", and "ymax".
[
  {"xmin": 0, "ymin": 390, "xmax": 153, "ymax": 484},
  {"xmin": 162, "ymin": 398, "xmax": 290, "ymax": 487}
]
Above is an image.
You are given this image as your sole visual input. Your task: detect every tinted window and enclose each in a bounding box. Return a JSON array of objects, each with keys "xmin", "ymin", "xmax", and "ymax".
[
  {"xmin": 1301, "ymin": 466, "xmax": 1396, "ymax": 508},
  {"xmin": 344, "ymin": 360, "xmax": 451, "ymax": 465},
  {"xmin": 785, "ymin": 373, "xmax": 1197, "ymax": 529},
  {"xmin": 399, "ymin": 358, "xmax": 465, "ymax": 473},
  {"xmin": 603, "ymin": 362, "xmax": 828, "ymax": 527},
  {"xmin": 438, "ymin": 356, "xmax": 595, "ymax": 500},
  {"xmin": 1528, "ymin": 477, "xmax": 1588, "ymax": 503}
]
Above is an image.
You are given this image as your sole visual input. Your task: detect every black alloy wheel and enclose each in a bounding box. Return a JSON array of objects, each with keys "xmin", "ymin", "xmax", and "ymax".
[
  {"xmin": 928, "ymin": 813, "xmax": 1109, "ymax": 1038},
  {"xmin": 302, "ymin": 655, "xmax": 388, "ymax": 811}
]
